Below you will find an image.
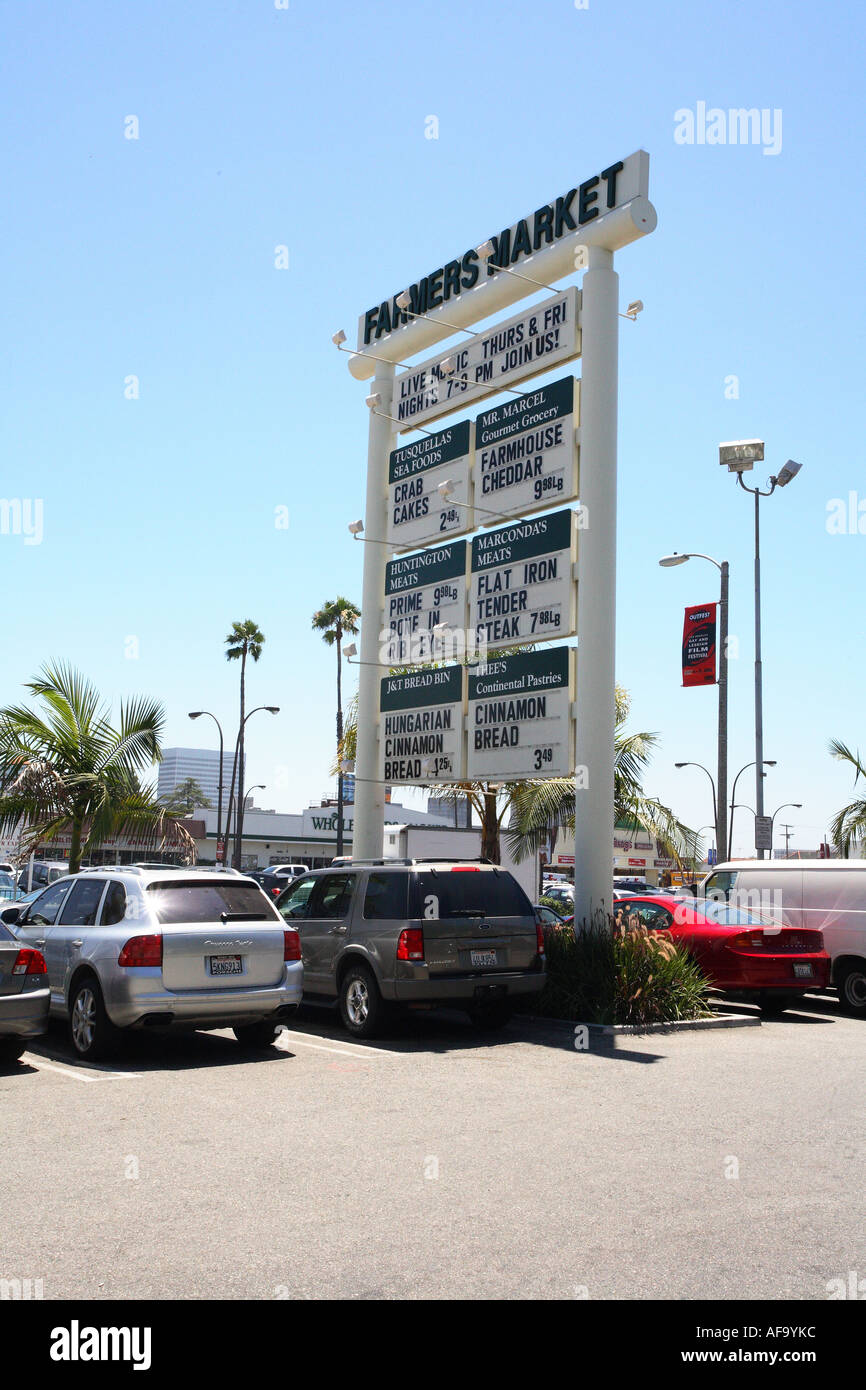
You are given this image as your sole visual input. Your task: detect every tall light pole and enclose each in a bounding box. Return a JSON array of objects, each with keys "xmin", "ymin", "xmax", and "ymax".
[
  {"xmin": 720, "ymin": 442, "xmax": 802, "ymax": 857},
  {"xmin": 224, "ymin": 706, "xmax": 279, "ymax": 869},
  {"xmin": 674, "ymin": 761, "xmax": 718, "ymax": 848},
  {"xmin": 659, "ymin": 551, "xmax": 729, "ymax": 862},
  {"xmin": 770, "ymin": 801, "xmax": 802, "ymax": 858},
  {"xmin": 188, "ymin": 711, "xmax": 225, "ymax": 856},
  {"xmin": 729, "ymin": 758, "xmax": 776, "ymax": 854}
]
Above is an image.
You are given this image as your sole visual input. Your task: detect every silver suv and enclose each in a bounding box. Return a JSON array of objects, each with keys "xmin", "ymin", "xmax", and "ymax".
[
  {"xmin": 275, "ymin": 859, "xmax": 545, "ymax": 1038},
  {"xmin": 3, "ymin": 867, "xmax": 303, "ymax": 1060}
]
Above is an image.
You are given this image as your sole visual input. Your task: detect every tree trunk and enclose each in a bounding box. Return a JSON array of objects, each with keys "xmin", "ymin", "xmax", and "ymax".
[
  {"xmin": 481, "ymin": 788, "xmax": 500, "ymax": 863},
  {"xmin": 336, "ymin": 624, "xmax": 344, "ymax": 857},
  {"xmin": 68, "ymin": 810, "xmax": 85, "ymax": 875},
  {"xmin": 234, "ymin": 647, "xmax": 247, "ymax": 869}
]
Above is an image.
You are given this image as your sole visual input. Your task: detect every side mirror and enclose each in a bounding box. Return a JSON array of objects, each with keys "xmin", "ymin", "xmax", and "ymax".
[{"xmin": 1, "ymin": 905, "xmax": 23, "ymax": 925}]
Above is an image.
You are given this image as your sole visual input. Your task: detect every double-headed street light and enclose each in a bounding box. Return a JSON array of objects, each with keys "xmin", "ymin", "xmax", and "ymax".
[
  {"xmin": 188, "ymin": 710, "xmax": 225, "ymax": 850},
  {"xmin": 720, "ymin": 440, "xmax": 803, "ymax": 858},
  {"xmin": 224, "ymin": 707, "xmax": 280, "ymax": 869},
  {"xmin": 729, "ymin": 759, "xmax": 776, "ymax": 854},
  {"xmin": 659, "ymin": 552, "xmax": 729, "ymax": 863}
]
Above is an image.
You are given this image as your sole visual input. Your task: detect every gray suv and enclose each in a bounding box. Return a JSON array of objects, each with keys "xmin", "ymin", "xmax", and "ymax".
[{"xmin": 275, "ymin": 859, "xmax": 545, "ymax": 1038}]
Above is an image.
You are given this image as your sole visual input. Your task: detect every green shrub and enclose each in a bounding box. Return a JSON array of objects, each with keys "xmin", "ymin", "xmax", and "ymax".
[
  {"xmin": 538, "ymin": 895, "xmax": 568, "ymax": 915},
  {"xmin": 533, "ymin": 917, "xmax": 713, "ymax": 1026}
]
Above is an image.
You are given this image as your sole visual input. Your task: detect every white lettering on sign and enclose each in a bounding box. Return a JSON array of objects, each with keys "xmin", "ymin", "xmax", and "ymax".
[{"xmin": 393, "ymin": 289, "xmax": 579, "ymax": 432}]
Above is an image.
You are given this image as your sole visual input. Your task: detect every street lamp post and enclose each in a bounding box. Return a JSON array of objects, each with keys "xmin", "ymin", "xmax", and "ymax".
[
  {"xmin": 770, "ymin": 802, "xmax": 802, "ymax": 858},
  {"xmin": 188, "ymin": 711, "xmax": 225, "ymax": 856},
  {"xmin": 224, "ymin": 707, "xmax": 279, "ymax": 869},
  {"xmin": 659, "ymin": 552, "xmax": 729, "ymax": 863},
  {"xmin": 674, "ymin": 761, "xmax": 718, "ymax": 848},
  {"xmin": 720, "ymin": 442, "xmax": 802, "ymax": 858}
]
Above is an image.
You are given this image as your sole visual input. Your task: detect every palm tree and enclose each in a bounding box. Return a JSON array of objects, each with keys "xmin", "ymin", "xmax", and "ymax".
[
  {"xmin": 0, "ymin": 663, "xmax": 194, "ymax": 871},
  {"xmin": 312, "ymin": 597, "xmax": 361, "ymax": 857},
  {"xmin": 828, "ymin": 739, "xmax": 866, "ymax": 855},
  {"xmin": 224, "ymin": 620, "xmax": 265, "ymax": 869}
]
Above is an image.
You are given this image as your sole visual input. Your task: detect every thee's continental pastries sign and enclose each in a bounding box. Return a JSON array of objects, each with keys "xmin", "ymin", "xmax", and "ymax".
[
  {"xmin": 470, "ymin": 509, "xmax": 578, "ymax": 650},
  {"xmin": 358, "ymin": 153, "xmax": 649, "ymax": 348},
  {"xmin": 383, "ymin": 540, "xmax": 467, "ymax": 665},
  {"xmin": 387, "ymin": 419, "xmax": 473, "ymax": 549},
  {"xmin": 393, "ymin": 288, "xmax": 579, "ymax": 431},
  {"xmin": 475, "ymin": 375, "xmax": 579, "ymax": 521},
  {"xmin": 467, "ymin": 646, "xmax": 575, "ymax": 780},
  {"xmin": 379, "ymin": 666, "xmax": 465, "ymax": 784}
]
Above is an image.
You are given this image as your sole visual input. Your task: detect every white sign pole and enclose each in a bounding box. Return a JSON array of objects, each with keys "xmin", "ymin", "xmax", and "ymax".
[
  {"xmin": 572, "ymin": 245, "xmax": 619, "ymax": 929},
  {"xmin": 353, "ymin": 363, "xmax": 396, "ymax": 860}
]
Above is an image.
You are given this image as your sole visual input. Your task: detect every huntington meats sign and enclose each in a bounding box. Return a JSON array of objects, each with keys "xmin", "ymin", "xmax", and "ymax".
[
  {"xmin": 467, "ymin": 646, "xmax": 575, "ymax": 780},
  {"xmin": 475, "ymin": 376, "xmax": 579, "ymax": 520},
  {"xmin": 383, "ymin": 540, "xmax": 467, "ymax": 665},
  {"xmin": 470, "ymin": 509, "xmax": 577, "ymax": 650},
  {"xmin": 379, "ymin": 665, "xmax": 465, "ymax": 784},
  {"xmin": 392, "ymin": 288, "xmax": 579, "ymax": 431},
  {"xmin": 387, "ymin": 419, "xmax": 472, "ymax": 550}
]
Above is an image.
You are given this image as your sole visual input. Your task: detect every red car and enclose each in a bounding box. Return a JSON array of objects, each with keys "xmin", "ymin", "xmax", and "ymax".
[{"xmin": 613, "ymin": 895, "xmax": 831, "ymax": 1014}]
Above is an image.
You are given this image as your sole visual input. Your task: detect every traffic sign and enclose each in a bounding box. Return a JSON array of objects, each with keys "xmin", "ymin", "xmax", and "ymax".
[{"xmin": 755, "ymin": 815, "xmax": 773, "ymax": 851}]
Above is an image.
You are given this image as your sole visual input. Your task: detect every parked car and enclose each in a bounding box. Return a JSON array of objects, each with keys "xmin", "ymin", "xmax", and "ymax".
[
  {"xmin": 701, "ymin": 859, "xmax": 866, "ymax": 1016},
  {"xmin": 0, "ymin": 871, "xmax": 16, "ymax": 902},
  {"xmin": 0, "ymin": 919, "xmax": 49, "ymax": 1062},
  {"xmin": 534, "ymin": 903, "xmax": 565, "ymax": 927},
  {"xmin": 274, "ymin": 860, "xmax": 546, "ymax": 1038},
  {"xmin": 614, "ymin": 893, "xmax": 830, "ymax": 1013},
  {"xmin": 540, "ymin": 884, "xmax": 575, "ymax": 910},
  {"xmin": 4, "ymin": 867, "xmax": 303, "ymax": 1060},
  {"xmin": 16, "ymin": 861, "xmax": 69, "ymax": 892},
  {"xmin": 259, "ymin": 864, "xmax": 309, "ymax": 898}
]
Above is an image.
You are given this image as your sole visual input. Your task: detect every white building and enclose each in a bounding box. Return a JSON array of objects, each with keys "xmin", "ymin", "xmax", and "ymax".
[{"xmin": 157, "ymin": 747, "xmax": 237, "ymax": 812}]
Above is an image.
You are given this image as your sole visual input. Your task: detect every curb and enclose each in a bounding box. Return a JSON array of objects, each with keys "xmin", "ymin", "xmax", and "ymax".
[{"xmin": 522, "ymin": 1012, "xmax": 761, "ymax": 1036}]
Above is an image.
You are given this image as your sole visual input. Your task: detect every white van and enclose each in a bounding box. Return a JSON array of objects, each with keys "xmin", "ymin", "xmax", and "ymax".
[{"xmin": 700, "ymin": 860, "xmax": 866, "ymax": 1015}]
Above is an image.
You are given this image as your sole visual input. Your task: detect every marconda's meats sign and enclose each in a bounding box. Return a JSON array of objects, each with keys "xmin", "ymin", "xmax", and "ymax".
[{"xmin": 682, "ymin": 603, "xmax": 717, "ymax": 687}]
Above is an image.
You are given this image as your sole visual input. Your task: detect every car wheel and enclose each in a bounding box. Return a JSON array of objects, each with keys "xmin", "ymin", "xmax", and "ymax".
[
  {"xmin": 757, "ymin": 992, "xmax": 796, "ymax": 1016},
  {"xmin": 68, "ymin": 976, "xmax": 119, "ymax": 1061},
  {"xmin": 837, "ymin": 963, "xmax": 866, "ymax": 1016},
  {"xmin": 233, "ymin": 1021, "xmax": 281, "ymax": 1049},
  {"xmin": 339, "ymin": 963, "xmax": 386, "ymax": 1039},
  {"xmin": 467, "ymin": 1000, "xmax": 514, "ymax": 1031},
  {"xmin": 0, "ymin": 1038, "xmax": 26, "ymax": 1063}
]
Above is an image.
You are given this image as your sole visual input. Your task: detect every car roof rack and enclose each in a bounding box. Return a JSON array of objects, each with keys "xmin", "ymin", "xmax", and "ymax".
[{"xmin": 328, "ymin": 857, "xmax": 493, "ymax": 868}]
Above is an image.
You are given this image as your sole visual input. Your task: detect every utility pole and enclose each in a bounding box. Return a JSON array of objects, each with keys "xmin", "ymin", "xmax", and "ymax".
[{"xmin": 781, "ymin": 822, "xmax": 794, "ymax": 858}]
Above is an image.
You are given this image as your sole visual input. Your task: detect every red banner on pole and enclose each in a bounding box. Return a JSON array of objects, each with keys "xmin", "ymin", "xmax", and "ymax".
[{"xmin": 682, "ymin": 602, "xmax": 717, "ymax": 686}]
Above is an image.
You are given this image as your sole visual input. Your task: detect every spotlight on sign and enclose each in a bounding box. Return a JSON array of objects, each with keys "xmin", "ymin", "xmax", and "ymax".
[
  {"xmin": 476, "ymin": 240, "xmax": 495, "ymax": 259},
  {"xmin": 343, "ymin": 644, "xmax": 358, "ymax": 660},
  {"xmin": 395, "ymin": 291, "xmax": 412, "ymax": 310},
  {"xmin": 437, "ymin": 479, "xmax": 455, "ymax": 501},
  {"xmin": 626, "ymin": 300, "xmax": 643, "ymax": 319},
  {"xmin": 432, "ymin": 623, "xmax": 450, "ymax": 639},
  {"xmin": 348, "ymin": 520, "xmax": 364, "ymax": 537},
  {"xmin": 439, "ymin": 357, "xmax": 456, "ymax": 376},
  {"xmin": 332, "ymin": 329, "xmax": 347, "ymax": 346},
  {"xmin": 774, "ymin": 459, "xmax": 802, "ymax": 488},
  {"xmin": 339, "ymin": 759, "xmax": 355, "ymax": 775},
  {"xmin": 365, "ymin": 393, "xmax": 381, "ymax": 409}
]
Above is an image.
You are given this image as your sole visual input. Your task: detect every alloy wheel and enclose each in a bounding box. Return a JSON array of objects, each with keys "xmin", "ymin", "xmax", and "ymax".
[
  {"xmin": 71, "ymin": 987, "xmax": 96, "ymax": 1053},
  {"xmin": 346, "ymin": 978, "xmax": 369, "ymax": 1025}
]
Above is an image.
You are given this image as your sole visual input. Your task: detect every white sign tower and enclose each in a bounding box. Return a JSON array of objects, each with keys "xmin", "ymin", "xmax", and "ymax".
[{"xmin": 343, "ymin": 153, "xmax": 656, "ymax": 925}]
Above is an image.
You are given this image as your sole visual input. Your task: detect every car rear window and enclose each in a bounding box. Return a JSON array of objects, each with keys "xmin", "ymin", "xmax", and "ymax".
[
  {"xmin": 412, "ymin": 869, "xmax": 531, "ymax": 919},
  {"xmin": 146, "ymin": 880, "xmax": 280, "ymax": 924}
]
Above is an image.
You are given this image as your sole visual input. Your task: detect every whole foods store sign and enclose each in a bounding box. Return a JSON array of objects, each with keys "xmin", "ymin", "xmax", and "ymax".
[
  {"xmin": 470, "ymin": 509, "xmax": 578, "ymax": 650},
  {"xmin": 475, "ymin": 376, "xmax": 579, "ymax": 521},
  {"xmin": 383, "ymin": 540, "xmax": 467, "ymax": 665},
  {"xmin": 467, "ymin": 646, "xmax": 575, "ymax": 780},
  {"xmin": 379, "ymin": 665, "xmax": 465, "ymax": 784},
  {"xmin": 393, "ymin": 288, "xmax": 579, "ymax": 431},
  {"xmin": 387, "ymin": 420, "xmax": 472, "ymax": 549}
]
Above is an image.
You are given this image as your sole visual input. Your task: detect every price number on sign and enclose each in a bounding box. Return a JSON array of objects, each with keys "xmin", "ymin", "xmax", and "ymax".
[
  {"xmin": 427, "ymin": 755, "xmax": 453, "ymax": 777},
  {"xmin": 533, "ymin": 747, "xmax": 554, "ymax": 771},
  {"xmin": 533, "ymin": 472, "xmax": 564, "ymax": 501},
  {"xmin": 433, "ymin": 583, "xmax": 458, "ymax": 605},
  {"xmin": 439, "ymin": 508, "xmax": 461, "ymax": 532},
  {"xmin": 531, "ymin": 610, "xmax": 561, "ymax": 632}
]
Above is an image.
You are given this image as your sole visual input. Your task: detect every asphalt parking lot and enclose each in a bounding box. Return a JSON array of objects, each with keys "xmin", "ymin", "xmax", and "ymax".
[{"xmin": 2, "ymin": 996, "xmax": 864, "ymax": 1301}]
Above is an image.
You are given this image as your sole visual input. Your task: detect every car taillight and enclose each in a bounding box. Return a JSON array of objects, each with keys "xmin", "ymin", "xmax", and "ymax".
[
  {"xmin": 12, "ymin": 948, "xmax": 46, "ymax": 976},
  {"xmin": 271, "ymin": 886, "xmax": 281, "ymax": 897},
  {"xmin": 536, "ymin": 923, "xmax": 545, "ymax": 957},
  {"xmin": 283, "ymin": 929, "xmax": 301, "ymax": 961},
  {"xmin": 729, "ymin": 931, "xmax": 766, "ymax": 950},
  {"xmin": 396, "ymin": 927, "xmax": 425, "ymax": 961},
  {"xmin": 118, "ymin": 934, "xmax": 163, "ymax": 967}
]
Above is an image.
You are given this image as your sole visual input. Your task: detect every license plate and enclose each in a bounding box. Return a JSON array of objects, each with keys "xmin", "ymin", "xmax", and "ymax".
[
  {"xmin": 471, "ymin": 950, "xmax": 497, "ymax": 968},
  {"xmin": 793, "ymin": 963, "xmax": 813, "ymax": 979},
  {"xmin": 208, "ymin": 955, "xmax": 243, "ymax": 976}
]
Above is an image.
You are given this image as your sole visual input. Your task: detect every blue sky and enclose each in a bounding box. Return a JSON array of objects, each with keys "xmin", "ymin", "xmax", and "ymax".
[{"xmin": 2, "ymin": 0, "xmax": 863, "ymax": 856}]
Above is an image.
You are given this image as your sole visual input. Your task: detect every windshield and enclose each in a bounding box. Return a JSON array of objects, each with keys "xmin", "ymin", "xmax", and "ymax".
[
  {"xmin": 413, "ymin": 869, "xmax": 531, "ymax": 919},
  {"xmin": 146, "ymin": 880, "xmax": 280, "ymax": 924}
]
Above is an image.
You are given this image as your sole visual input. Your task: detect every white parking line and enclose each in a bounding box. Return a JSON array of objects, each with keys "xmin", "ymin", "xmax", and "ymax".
[
  {"xmin": 23, "ymin": 1055, "xmax": 96, "ymax": 1083},
  {"xmin": 24, "ymin": 1053, "xmax": 142, "ymax": 1082},
  {"xmin": 278, "ymin": 1030, "xmax": 397, "ymax": 1059}
]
